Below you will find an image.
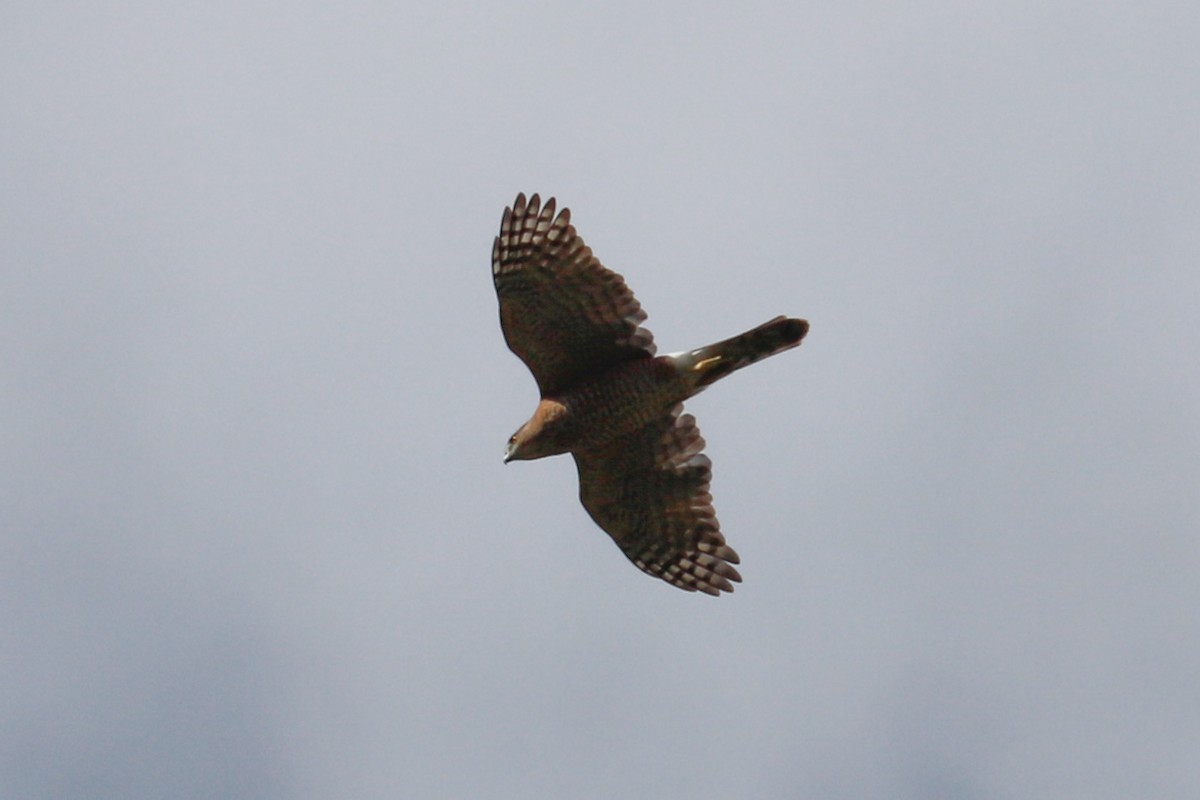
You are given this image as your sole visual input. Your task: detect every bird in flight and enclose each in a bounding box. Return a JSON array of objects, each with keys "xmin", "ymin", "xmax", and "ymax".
[{"xmin": 493, "ymin": 193, "xmax": 808, "ymax": 595}]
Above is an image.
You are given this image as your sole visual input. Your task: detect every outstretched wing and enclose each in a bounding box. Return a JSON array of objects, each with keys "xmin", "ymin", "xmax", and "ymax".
[
  {"xmin": 493, "ymin": 193, "xmax": 655, "ymax": 395},
  {"xmin": 572, "ymin": 406, "xmax": 742, "ymax": 596}
]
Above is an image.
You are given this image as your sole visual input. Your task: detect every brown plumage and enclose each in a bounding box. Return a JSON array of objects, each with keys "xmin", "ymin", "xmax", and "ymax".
[{"xmin": 494, "ymin": 193, "xmax": 808, "ymax": 596}]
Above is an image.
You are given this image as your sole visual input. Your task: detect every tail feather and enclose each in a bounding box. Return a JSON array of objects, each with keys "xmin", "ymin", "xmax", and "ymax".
[{"xmin": 685, "ymin": 316, "xmax": 808, "ymax": 389}]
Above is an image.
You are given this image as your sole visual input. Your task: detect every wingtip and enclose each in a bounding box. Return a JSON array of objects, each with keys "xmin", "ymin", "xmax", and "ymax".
[
  {"xmin": 512, "ymin": 192, "xmax": 527, "ymax": 212},
  {"xmin": 508, "ymin": 193, "xmax": 569, "ymax": 229}
]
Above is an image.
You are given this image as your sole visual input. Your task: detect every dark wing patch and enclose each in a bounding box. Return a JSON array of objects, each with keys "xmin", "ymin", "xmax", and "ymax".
[
  {"xmin": 493, "ymin": 193, "xmax": 655, "ymax": 395},
  {"xmin": 572, "ymin": 406, "xmax": 742, "ymax": 596}
]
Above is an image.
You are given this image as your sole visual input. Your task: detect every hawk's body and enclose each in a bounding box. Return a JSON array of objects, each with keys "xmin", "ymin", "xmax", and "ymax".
[{"xmin": 494, "ymin": 193, "xmax": 807, "ymax": 596}]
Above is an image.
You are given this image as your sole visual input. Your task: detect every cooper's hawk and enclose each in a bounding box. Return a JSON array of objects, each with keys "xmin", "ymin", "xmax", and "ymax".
[{"xmin": 494, "ymin": 193, "xmax": 808, "ymax": 596}]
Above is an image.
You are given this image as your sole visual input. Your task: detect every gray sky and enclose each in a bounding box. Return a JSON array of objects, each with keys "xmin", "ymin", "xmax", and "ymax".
[{"xmin": 3, "ymin": 2, "xmax": 1198, "ymax": 797}]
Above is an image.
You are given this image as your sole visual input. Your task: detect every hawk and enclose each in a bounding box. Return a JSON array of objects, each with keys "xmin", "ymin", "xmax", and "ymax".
[{"xmin": 493, "ymin": 193, "xmax": 808, "ymax": 596}]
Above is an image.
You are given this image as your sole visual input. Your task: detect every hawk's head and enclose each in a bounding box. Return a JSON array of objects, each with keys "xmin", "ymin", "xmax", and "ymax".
[{"xmin": 504, "ymin": 399, "xmax": 571, "ymax": 463}]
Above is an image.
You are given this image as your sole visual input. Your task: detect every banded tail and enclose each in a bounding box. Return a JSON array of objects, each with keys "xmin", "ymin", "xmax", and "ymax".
[{"xmin": 679, "ymin": 316, "xmax": 809, "ymax": 390}]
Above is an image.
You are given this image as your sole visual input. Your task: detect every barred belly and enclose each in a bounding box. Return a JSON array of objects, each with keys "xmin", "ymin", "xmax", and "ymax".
[{"xmin": 561, "ymin": 357, "xmax": 686, "ymax": 451}]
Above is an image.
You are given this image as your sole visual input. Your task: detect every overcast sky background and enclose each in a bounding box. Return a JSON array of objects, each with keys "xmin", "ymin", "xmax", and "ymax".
[{"xmin": 3, "ymin": 2, "xmax": 1198, "ymax": 798}]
